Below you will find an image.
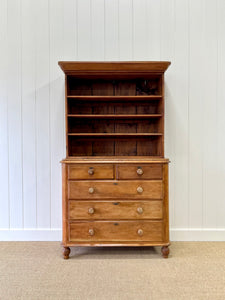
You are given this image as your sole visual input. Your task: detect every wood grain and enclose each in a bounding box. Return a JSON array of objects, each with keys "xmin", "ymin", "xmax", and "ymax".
[
  {"xmin": 69, "ymin": 200, "xmax": 163, "ymax": 220},
  {"xmin": 58, "ymin": 61, "xmax": 171, "ymax": 74},
  {"xmin": 117, "ymin": 164, "xmax": 162, "ymax": 180},
  {"xmin": 68, "ymin": 180, "xmax": 163, "ymax": 199},
  {"xmin": 68, "ymin": 164, "xmax": 114, "ymax": 180},
  {"xmin": 69, "ymin": 220, "xmax": 163, "ymax": 242}
]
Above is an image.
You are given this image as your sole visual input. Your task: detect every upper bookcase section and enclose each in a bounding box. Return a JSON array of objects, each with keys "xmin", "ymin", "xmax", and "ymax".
[{"xmin": 58, "ymin": 61, "xmax": 171, "ymax": 77}]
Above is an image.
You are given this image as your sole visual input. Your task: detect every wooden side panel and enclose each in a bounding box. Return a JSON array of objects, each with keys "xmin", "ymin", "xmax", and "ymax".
[
  {"xmin": 69, "ymin": 221, "xmax": 163, "ymax": 242},
  {"xmin": 69, "ymin": 200, "xmax": 163, "ymax": 220},
  {"xmin": 68, "ymin": 180, "xmax": 163, "ymax": 199},
  {"xmin": 163, "ymin": 164, "xmax": 169, "ymax": 243},
  {"xmin": 62, "ymin": 164, "xmax": 68, "ymax": 245}
]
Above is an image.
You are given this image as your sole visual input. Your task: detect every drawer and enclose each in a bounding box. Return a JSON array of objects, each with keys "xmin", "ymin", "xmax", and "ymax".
[
  {"xmin": 117, "ymin": 164, "xmax": 162, "ymax": 180},
  {"xmin": 68, "ymin": 180, "xmax": 163, "ymax": 199},
  {"xmin": 69, "ymin": 200, "xmax": 163, "ymax": 220},
  {"xmin": 68, "ymin": 164, "xmax": 114, "ymax": 180},
  {"xmin": 69, "ymin": 221, "xmax": 163, "ymax": 242}
]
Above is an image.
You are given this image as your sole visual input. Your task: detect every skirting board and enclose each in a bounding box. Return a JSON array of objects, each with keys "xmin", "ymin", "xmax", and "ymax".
[{"xmin": 0, "ymin": 228, "xmax": 225, "ymax": 241}]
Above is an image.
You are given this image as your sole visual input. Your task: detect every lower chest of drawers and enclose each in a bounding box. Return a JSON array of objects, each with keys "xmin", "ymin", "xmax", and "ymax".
[{"xmin": 62, "ymin": 161, "xmax": 169, "ymax": 247}]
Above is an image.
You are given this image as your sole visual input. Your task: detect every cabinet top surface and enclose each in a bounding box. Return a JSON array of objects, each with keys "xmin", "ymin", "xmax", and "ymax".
[
  {"xmin": 61, "ymin": 156, "xmax": 170, "ymax": 164},
  {"xmin": 58, "ymin": 61, "xmax": 171, "ymax": 75}
]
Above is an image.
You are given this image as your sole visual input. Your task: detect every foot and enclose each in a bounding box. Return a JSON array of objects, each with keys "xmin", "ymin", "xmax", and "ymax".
[
  {"xmin": 161, "ymin": 246, "xmax": 169, "ymax": 258},
  {"xmin": 63, "ymin": 247, "xmax": 71, "ymax": 259}
]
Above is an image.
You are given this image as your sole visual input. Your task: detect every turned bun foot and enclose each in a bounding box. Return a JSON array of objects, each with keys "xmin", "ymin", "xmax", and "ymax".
[
  {"xmin": 63, "ymin": 247, "xmax": 71, "ymax": 259},
  {"xmin": 161, "ymin": 246, "xmax": 169, "ymax": 258}
]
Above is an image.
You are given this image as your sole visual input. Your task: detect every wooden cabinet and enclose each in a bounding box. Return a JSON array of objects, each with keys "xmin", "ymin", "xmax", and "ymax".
[{"xmin": 59, "ymin": 61, "xmax": 171, "ymax": 259}]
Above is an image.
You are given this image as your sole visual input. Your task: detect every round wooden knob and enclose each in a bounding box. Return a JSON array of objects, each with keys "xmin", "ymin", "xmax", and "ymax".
[
  {"xmin": 89, "ymin": 229, "xmax": 94, "ymax": 236},
  {"xmin": 88, "ymin": 168, "xmax": 94, "ymax": 175},
  {"xmin": 137, "ymin": 186, "xmax": 143, "ymax": 193},
  {"xmin": 88, "ymin": 207, "xmax": 95, "ymax": 214},
  {"xmin": 137, "ymin": 207, "xmax": 143, "ymax": 214},
  {"xmin": 137, "ymin": 168, "xmax": 143, "ymax": 175},
  {"xmin": 89, "ymin": 187, "xmax": 94, "ymax": 194},
  {"xmin": 137, "ymin": 229, "xmax": 143, "ymax": 236}
]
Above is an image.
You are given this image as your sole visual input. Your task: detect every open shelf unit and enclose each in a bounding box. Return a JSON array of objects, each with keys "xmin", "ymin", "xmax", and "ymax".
[{"xmin": 60, "ymin": 62, "xmax": 169, "ymax": 157}]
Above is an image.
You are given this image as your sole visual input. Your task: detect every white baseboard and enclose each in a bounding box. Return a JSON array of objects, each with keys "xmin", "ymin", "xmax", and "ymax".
[
  {"xmin": 0, "ymin": 229, "xmax": 62, "ymax": 241},
  {"xmin": 170, "ymin": 228, "xmax": 225, "ymax": 241},
  {"xmin": 0, "ymin": 228, "xmax": 224, "ymax": 241}
]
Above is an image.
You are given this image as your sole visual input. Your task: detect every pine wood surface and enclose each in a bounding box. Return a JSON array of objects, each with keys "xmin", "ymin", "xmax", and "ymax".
[
  {"xmin": 60, "ymin": 61, "xmax": 171, "ymax": 258},
  {"xmin": 68, "ymin": 200, "xmax": 163, "ymax": 220},
  {"xmin": 68, "ymin": 180, "xmax": 163, "ymax": 200},
  {"xmin": 69, "ymin": 220, "xmax": 164, "ymax": 242}
]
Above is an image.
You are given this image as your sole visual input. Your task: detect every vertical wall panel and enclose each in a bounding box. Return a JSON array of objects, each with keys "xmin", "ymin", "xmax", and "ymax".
[
  {"xmin": 146, "ymin": 0, "xmax": 161, "ymax": 60},
  {"xmin": 91, "ymin": 0, "xmax": 105, "ymax": 60},
  {"xmin": 105, "ymin": 0, "xmax": 119, "ymax": 60},
  {"xmin": 118, "ymin": 0, "xmax": 133, "ymax": 60},
  {"xmin": 63, "ymin": 0, "xmax": 77, "ymax": 60},
  {"xmin": 21, "ymin": 0, "xmax": 37, "ymax": 228},
  {"xmin": 217, "ymin": 0, "xmax": 225, "ymax": 228},
  {"xmin": 0, "ymin": 0, "xmax": 9, "ymax": 228},
  {"xmin": 173, "ymin": 0, "xmax": 189, "ymax": 228},
  {"xmin": 188, "ymin": 0, "xmax": 204, "ymax": 228},
  {"xmin": 49, "ymin": 0, "xmax": 64, "ymax": 228},
  {"xmin": 133, "ymin": 0, "xmax": 147, "ymax": 60},
  {"xmin": 77, "ymin": 0, "xmax": 91, "ymax": 60},
  {"xmin": 160, "ymin": 0, "xmax": 176, "ymax": 227},
  {"xmin": 202, "ymin": 0, "xmax": 218, "ymax": 228},
  {"xmin": 36, "ymin": 0, "xmax": 51, "ymax": 228},
  {"xmin": 7, "ymin": 0, "xmax": 23, "ymax": 228}
]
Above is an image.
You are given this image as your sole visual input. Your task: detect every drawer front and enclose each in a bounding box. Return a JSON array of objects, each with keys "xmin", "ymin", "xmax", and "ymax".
[
  {"xmin": 69, "ymin": 200, "xmax": 163, "ymax": 220},
  {"xmin": 117, "ymin": 164, "xmax": 162, "ymax": 180},
  {"xmin": 69, "ymin": 221, "xmax": 163, "ymax": 242},
  {"xmin": 68, "ymin": 180, "xmax": 163, "ymax": 199},
  {"xmin": 68, "ymin": 164, "xmax": 114, "ymax": 180}
]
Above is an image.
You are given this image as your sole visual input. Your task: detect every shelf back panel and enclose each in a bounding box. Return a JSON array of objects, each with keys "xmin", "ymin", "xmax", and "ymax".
[{"xmin": 68, "ymin": 136, "xmax": 163, "ymax": 157}]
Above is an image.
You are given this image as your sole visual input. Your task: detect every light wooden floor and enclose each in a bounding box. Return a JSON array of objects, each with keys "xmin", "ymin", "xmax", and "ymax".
[{"xmin": 0, "ymin": 242, "xmax": 224, "ymax": 300}]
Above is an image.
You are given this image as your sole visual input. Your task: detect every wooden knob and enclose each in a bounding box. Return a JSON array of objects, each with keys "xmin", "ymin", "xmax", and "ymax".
[
  {"xmin": 88, "ymin": 168, "xmax": 94, "ymax": 175},
  {"xmin": 138, "ymin": 229, "xmax": 143, "ymax": 236},
  {"xmin": 137, "ymin": 168, "xmax": 143, "ymax": 175},
  {"xmin": 88, "ymin": 207, "xmax": 95, "ymax": 214},
  {"xmin": 89, "ymin": 187, "xmax": 94, "ymax": 194},
  {"xmin": 137, "ymin": 186, "xmax": 143, "ymax": 193},
  {"xmin": 137, "ymin": 207, "xmax": 143, "ymax": 214},
  {"xmin": 89, "ymin": 229, "xmax": 94, "ymax": 236}
]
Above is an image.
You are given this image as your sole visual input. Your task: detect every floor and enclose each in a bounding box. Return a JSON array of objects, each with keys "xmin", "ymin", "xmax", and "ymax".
[{"xmin": 0, "ymin": 242, "xmax": 225, "ymax": 300}]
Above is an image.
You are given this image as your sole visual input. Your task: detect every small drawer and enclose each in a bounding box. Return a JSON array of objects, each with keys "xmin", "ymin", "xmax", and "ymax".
[
  {"xmin": 117, "ymin": 164, "xmax": 162, "ymax": 180},
  {"xmin": 69, "ymin": 200, "xmax": 163, "ymax": 220},
  {"xmin": 68, "ymin": 164, "xmax": 114, "ymax": 180},
  {"xmin": 69, "ymin": 221, "xmax": 163, "ymax": 242},
  {"xmin": 68, "ymin": 180, "xmax": 163, "ymax": 199}
]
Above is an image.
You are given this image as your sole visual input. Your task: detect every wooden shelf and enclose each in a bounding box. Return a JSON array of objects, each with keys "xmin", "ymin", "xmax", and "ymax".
[
  {"xmin": 67, "ymin": 95, "xmax": 162, "ymax": 101},
  {"xmin": 68, "ymin": 133, "xmax": 163, "ymax": 137},
  {"xmin": 67, "ymin": 114, "xmax": 162, "ymax": 119}
]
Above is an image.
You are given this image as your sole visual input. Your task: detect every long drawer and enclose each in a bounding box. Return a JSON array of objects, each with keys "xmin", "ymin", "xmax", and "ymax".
[
  {"xmin": 69, "ymin": 200, "xmax": 163, "ymax": 220},
  {"xmin": 68, "ymin": 180, "xmax": 163, "ymax": 199},
  {"xmin": 69, "ymin": 221, "xmax": 163, "ymax": 242}
]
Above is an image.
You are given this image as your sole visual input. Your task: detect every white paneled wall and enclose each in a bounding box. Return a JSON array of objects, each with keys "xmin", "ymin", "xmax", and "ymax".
[{"xmin": 0, "ymin": 0, "xmax": 225, "ymax": 241}]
